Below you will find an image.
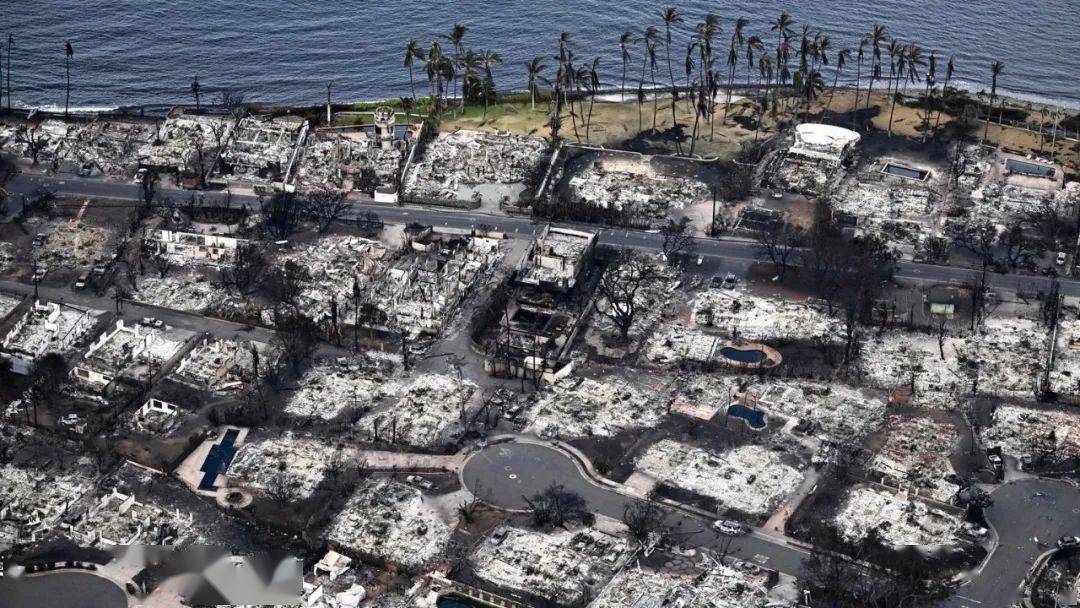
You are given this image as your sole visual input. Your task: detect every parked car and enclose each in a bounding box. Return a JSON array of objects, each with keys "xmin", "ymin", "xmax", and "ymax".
[
  {"xmin": 140, "ymin": 317, "xmax": 164, "ymax": 328},
  {"xmin": 58, "ymin": 413, "xmax": 81, "ymax": 426},
  {"xmin": 32, "ymin": 233, "xmax": 47, "ymax": 247},
  {"xmin": 961, "ymin": 523, "xmax": 988, "ymax": 540},
  {"xmin": 712, "ymin": 520, "xmax": 745, "ymax": 536},
  {"xmin": 1057, "ymin": 252, "xmax": 1068, "ymax": 266},
  {"xmin": 73, "ymin": 271, "xmax": 90, "ymax": 289},
  {"xmin": 405, "ymin": 475, "xmax": 433, "ymax": 490},
  {"xmin": 722, "ymin": 273, "xmax": 738, "ymax": 289},
  {"xmin": 32, "ymin": 267, "xmax": 48, "ymax": 283}
]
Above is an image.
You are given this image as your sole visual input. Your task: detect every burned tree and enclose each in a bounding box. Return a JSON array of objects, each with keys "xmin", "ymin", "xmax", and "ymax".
[
  {"xmin": 756, "ymin": 221, "xmax": 804, "ymax": 281},
  {"xmin": 272, "ymin": 309, "xmax": 319, "ymax": 377},
  {"xmin": 265, "ymin": 472, "xmax": 300, "ymax": 507},
  {"xmin": 622, "ymin": 499, "xmax": 672, "ymax": 547},
  {"xmin": 303, "ymin": 188, "xmax": 350, "ymax": 233},
  {"xmin": 223, "ymin": 242, "xmax": 268, "ymax": 294},
  {"xmin": 998, "ymin": 224, "xmax": 1043, "ymax": 269},
  {"xmin": 592, "ymin": 251, "xmax": 660, "ymax": 341},
  {"xmin": 261, "ymin": 191, "xmax": 303, "ymax": 240},
  {"xmin": 263, "ymin": 260, "xmax": 309, "ymax": 307},
  {"xmin": 659, "ymin": 216, "xmax": 695, "ymax": 263},
  {"xmin": 525, "ymin": 483, "xmax": 592, "ymax": 529}
]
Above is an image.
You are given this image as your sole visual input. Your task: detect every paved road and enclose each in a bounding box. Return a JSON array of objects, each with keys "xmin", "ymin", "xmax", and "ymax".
[
  {"xmin": 461, "ymin": 442, "xmax": 1080, "ymax": 607},
  {"xmin": 6, "ymin": 172, "xmax": 1080, "ymax": 299},
  {"xmin": 461, "ymin": 442, "xmax": 811, "ymax": 576}
]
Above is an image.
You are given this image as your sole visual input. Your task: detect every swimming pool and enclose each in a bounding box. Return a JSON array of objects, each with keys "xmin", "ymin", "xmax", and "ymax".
[
  {"xmin": 881, "ymin": 162, "xmax": 930, "ymax": 181},
  {"xmin": 719, "ymin": 347, "xmax": 768, "ymax": 364},
  {"xmin": 727, "ymin": 403, "xmax": 767, "ymax": 430},
  {"xmin": 1005, "ymin": 158, "xmax": 1055, "ymax": 178}
]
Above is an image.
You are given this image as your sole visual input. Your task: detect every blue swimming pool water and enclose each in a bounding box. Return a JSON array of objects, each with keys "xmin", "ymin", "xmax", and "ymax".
[
  {"xmin": 1006, "ymin": 159, "xmax": 1055, "ymax": 177},
  {"xmin": 727, "ymin": 404, "xmax": 767, "ymax": 429},
  {"xmin": 719, "ymin": 347, "xmax": 768, "ymax": 364}
]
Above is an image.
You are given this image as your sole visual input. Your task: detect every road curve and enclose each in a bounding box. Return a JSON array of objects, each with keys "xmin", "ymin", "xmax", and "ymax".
[{"xmin": 461, "ymin": 442, "xmax": 1080, "ymax": 607}]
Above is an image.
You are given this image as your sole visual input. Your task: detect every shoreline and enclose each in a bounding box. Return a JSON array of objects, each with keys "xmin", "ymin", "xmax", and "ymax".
[{"xmin": 7, "ymin": 82, "xmax": 1080, "ymax": 118}]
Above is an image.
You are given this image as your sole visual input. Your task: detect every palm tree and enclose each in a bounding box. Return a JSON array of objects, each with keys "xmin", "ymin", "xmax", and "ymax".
[
  {"xmin": 63, "ymin": 41, "xmax": 73, "ymax": 117},
  {"xmin": 639, "ymin": 26, "xmax": 662, "ymax": 132},
  {"xmin": 660, "ymin": 8, "xmax": 683, "ymax": 129},
  {"xmin": 619, "ymin": 31, "xmax": 636, "ymax": 103},
  {"xmin": 887, "ymin": 43, "xmax": 923, "ymax": 136},
  {"xmin": 921, "ymin": 50, "xmax": 936, "ymax": 136},
  {"xmin": 756, "ymin": 55, "xmax": 774, "ymax": 141},
  {"xmin": 823, "ymin": 48, "xmax": 850, "ymax": 117},
  {"xmin": 982, "ymin": 60, "xmax": 1004, "ymax": 145},
  {"xmin": 480, "ymin": 50, "xmax": 502, "ymax": 122},
  {"xmin": 583, "ymin": 58, "xmax": 601, "ymax": 142},
  {"xmin": 770, "ymin": 13, "xmax": 794, "ymax": 116},
  {"xmin": 403, "ymin": 40, "xmax": 426, "ymax": 100},
  {"xmin": 851, "ymin": 36, "xmax": 868, "ymax": 125},
  {"xmin": 798, "ymin": 69, "xmax": 825, "ymax": 118},
  {"xmin": 524, "ymin": 57, "xmax": 546, "ymax": 111},
  {"xmin": 426, "ymin": 41, "xmax": 445, "ymax": 108},
  {"xmin": 933, "ymin": 55, "xmax": 955, "ymax": 133},
  {"xmin": 190, "ymin": 73, "xmax": 201, "ymax": 112},
  {"xmin": 683, "ymin": 41, "xmax": 697, "ymax": 114},
  {"xmin": 1038, "ymin": 106, "xmax": 1049, "ymax": 152},
  {"xmin": 442, "ymin": 24, "xmax": 468, "ymax": 109},
  {"xmin": 864, "ymin": 25, "xmax": 887, "ymax": 114},
  {"xmin": 460, "ymin": 49, "xmax": 481, "ymax": 107},
  {"xmin": 723, "ymin": 17, "xmax": 749, "ymax": 124}
]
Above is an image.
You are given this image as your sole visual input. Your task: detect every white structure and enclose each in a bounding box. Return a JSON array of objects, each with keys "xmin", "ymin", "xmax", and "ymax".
[
  {"xmin": 133, "ymin": 398, "xmax": 181, "ymax": 433},
  {"xmin": 149, "ymin": 229, "xmax": 246, "ymax": 264},
  {"xmin": 789, "ymin": 123, "xmax": 860, "ymax": 165},
  {"xmin": 313, "ymin": 550, "xmax": 352, "ymax": 581},
  {"xmin": 72, "ymin": 320, "xmax": 152, "ymax": 388},
  {"xmin": 1, "ymin": 301, "xmax": 93, "ymax": 374},
  {"xmin": 517, "ymin": 226, "xmax": 596, "ymax": 291}
]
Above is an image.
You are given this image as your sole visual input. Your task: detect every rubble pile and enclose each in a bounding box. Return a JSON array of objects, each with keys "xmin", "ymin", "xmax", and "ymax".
[
  {"xmin": 38, "ymin": 219, "xmax": 114, "ymax": 269},
  {"xmin": 591, "ymin": 563, "xmax": 770, "ymax": 608},
  {"xmin": 295, "ymin": 132, "xmax": 401, "ymax": 192},
  {"xmin": 230, "ymin": 434, "xmax": 350, "ymax": 499},
  {"xmin": 833, "ymin": 485, "xmax": 962, "ymax": 546},
  {"xmin": 277, "ymin": 236, "xmax": 395, "ymax": 325},
  {"xmin": 140, "ymin": 113, "xmax": 230, "ymax": 171},
  {"xmin": 132, "ymin": 275, "xmax": 232, "ymax": 314},
  {"xmin": 1049, "ymin": 316, "xmax": 1080, "ymax": 397},
  {"xmin": 567, "ymin": 165, "xmax": 710, "ymax": 219},
  {"xmin": 221, "ymin": 116, "xmax": 305, "ymax": 181},
  {"xmin": 172, "ymin": 337, "xmax": 258, "ymax": 392},
  {"xmin": 356, "ymin": 374, "xmax": 478, "ymax": 448},
  {"xmin": 646, "ymin": 321, "xmax": 728, "ymax": 366},
  {"xmin": 0, "ymin": 293, "xmax": 20, "ymax": 320},
  {"xmin": 523, "ymin": 376, "xmax": 669, "ymax": 439},
  {"xmin": 836, "ymin": 177, "xmax": 937, "ymax": 234},
  {"xmin": 325, "ymin": 478, "xmax": 451, "ymax": 570},
  {"xmin": 63, "ymin": 487, "xmax": 194, "ymax": 547},
  {"xmin": 691, "ymin": 290, "xmax": 841, "ymax": 342},
  {"xmin": 768, "ymin": 156, "xmax": 831, "ymax": 194},
  {"xmin": 366, "ymin": 237, "xmax": 501, "ymax": 336},
  {"xmin": 870, "ymin": 416, "xmax": 959, "ymax": 502},
  {"xmin": 0, "ymin": 464, "xmax": 96, "ymax": 547},
  {"xmin": 863, "ymin": 319, "xmax": 1049, "ymax": 404},
  {"xmin": 471, "ymin": 526, "xmax": 629, "ymax": 606},
  {"xmin": 980, "ymin": 405, "xmax": 1080, "ymax": 463},
  {"xmin": 0, "ymin": 242, "xmax": 14, "ymax": 273},
  {"xmin": 636, "ymin": 440, "xmax": 804, "ymax": 517},
  {"xmin": 284, "ymin": 360, "xmax": 394, "ymax": 420},
  {"xmin": 753, "ymin": 381, "xmax": 885, "ymax": 442},
  {"xmin": 406, "ymin": 130, "xmax": 547, "ymax": 201}
]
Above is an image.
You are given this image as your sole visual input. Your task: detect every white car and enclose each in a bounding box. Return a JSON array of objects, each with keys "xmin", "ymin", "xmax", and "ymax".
[
  {"xmin": 405, "ymin": 475, "xmax": 433, "ymax": 490},
  {"xmin": 59, "ymin": 413, "xmax": 81, "ymax": 426},
  {"xmin": 140, "ymin": 317, "xmax": 164, "ymax": 328},
  {"xmin": 712, "ymin": 520, "xmax": 745, "ymax": 535},
  {"xmin": 1056, "ymin": 252, "xmax": 1068, "ymax": 266}
]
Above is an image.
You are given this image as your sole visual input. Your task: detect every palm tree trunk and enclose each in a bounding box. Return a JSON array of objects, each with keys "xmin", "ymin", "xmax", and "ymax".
[
  {"xmin": 666, "ymin": 43, "xmax": 678, "ymax": 131},
  {"xmin": 888, "ymin": 73, "xmax": 901, "ymax": 135},
  {"xmin": 982, "ymin": 92, "xmax": 995, "ymax": 145},
  {"xmin": 409, "ymin": 67, "xmax": 416, "ymax": 99},
  {"xmin": 65, "ymin": 56, "xmax": 70, "ymax": 117},
  {"xmin": 586, "ymin": 95, "xmax": 595, "ymax": 143},
  {"xmin": 651, "ymin": 65, "xmax": 660, "ymax": 130},
  {"xmin": 621, "ymin": 60, "xmax": 627, "ymax": 103},
  {"xmin": 824, "ymin": 68, "xmax": 841, "ymax": 119},
  {"xmin": 933, "ymin": 73, "xmax": 952, "ymax": 133}
]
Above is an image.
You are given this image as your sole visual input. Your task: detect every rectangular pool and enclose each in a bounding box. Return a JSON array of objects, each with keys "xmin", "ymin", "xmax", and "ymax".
[
  {"xmin": 1005, "ymin": 158, "xmax": 1055, "ymax": 178},
  {"xmin": 881, "ymin": 163, "xmax": 930, "ymax": 181}
]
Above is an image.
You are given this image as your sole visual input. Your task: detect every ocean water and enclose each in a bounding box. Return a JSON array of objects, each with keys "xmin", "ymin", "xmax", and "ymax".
[{"xmin": 3, "ymin": 0, "xmax": 1078, "ymax": 111}]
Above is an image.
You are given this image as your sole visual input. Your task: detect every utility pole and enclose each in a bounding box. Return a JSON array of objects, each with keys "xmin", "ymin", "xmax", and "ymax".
[
  {"xmin": 326, "ymin": 81, "xmax": 334, "ymax": 125},
  {"xmin": 710, "ymin": 186, "xmax": 717, "ymax": 236}
]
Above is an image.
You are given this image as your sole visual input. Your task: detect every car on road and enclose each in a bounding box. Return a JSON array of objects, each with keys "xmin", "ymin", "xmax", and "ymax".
[
  {"xmin": 58, "ymin": 413, "xmax": 81, "ymax": 426},
  {"xmin": 1057, "ymin": 252, "xmax": 1068, "ymax": 266},
  {"xmin": 32, "ymin": 267, "xmax": 48, "ymax": 283},
  {"xmin": 73, "ymin": 271, "xmax": 90, "ymax": 289},
  {"xmin": 712, "ymin": 520, "xmax": 745, "ymax": 535},
  {"xmin": 1058, "ymin": 536, "xmax": 1080, "ymax": 549},
  {"xmin": 32, "ymin": 233, "xmax": 47, "ymax": 247},
  {"xmin": 140, "ymin": 317, "xmax": 164, "ymax": 328},
  {"xmin": 405, "ymin": 475, "xmax": 434, "ymax": 490}
]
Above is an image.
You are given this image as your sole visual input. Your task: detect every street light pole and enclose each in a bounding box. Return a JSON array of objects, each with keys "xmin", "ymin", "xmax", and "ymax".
[{"xmin": 326, "ymin": 81, "xmax": 335, "ymax": 125}]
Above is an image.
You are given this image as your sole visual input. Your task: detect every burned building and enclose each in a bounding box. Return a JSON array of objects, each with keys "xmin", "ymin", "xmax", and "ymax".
[
  {"xmin": 762, "ymin": 123, "xmax": 860, "ymax": 195},
  {"xmin": 1, "ymin": 300, "xmax": 97, "ymax": 374}
]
